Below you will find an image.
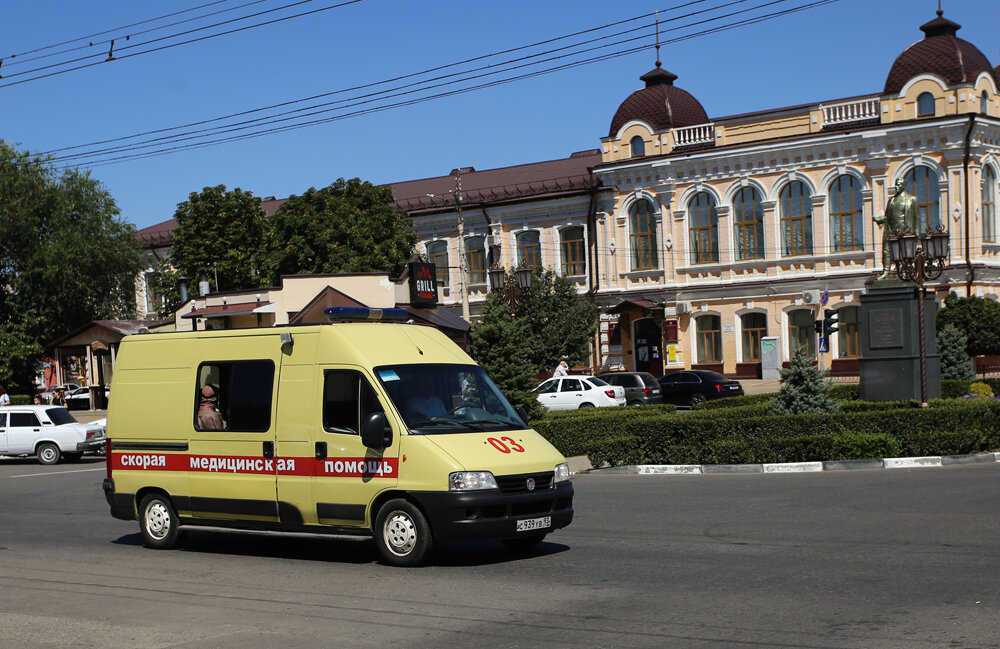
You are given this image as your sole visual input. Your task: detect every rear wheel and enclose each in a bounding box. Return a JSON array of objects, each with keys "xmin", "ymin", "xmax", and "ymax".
[
  {"xmin": 689, "ymin": 393, "xmax": 707, "ymax": 408},
  {"xmin": 502, "ymin": 534, "xmax": 547, "ymax": 551},
  {"xmin": 36, "ymin": 443, "xmax": 61, "ymax": 465},
  {"xmin": 139, "ymin": 494, "xmax": 181, "ymax": 549},
  {"xmin": 578, "ymin": 403, "xmax": 595, "ymax": 409},
  {"xmin": 375, "ymin": 499, "xmax": 433, "ymax": 567}
]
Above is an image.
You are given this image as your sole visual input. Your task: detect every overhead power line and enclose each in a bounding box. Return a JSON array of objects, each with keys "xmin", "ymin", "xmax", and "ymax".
[
  {"xmin": 0, "ymin": 0, "xmax": 364, "ymax": 88},
  {"xmin": 47, "ymin": 0, "xmax": 839, "ymax": 168}
]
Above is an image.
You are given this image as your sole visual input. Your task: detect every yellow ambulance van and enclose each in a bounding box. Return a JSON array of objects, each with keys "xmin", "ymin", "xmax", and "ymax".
[{"xmin": 102, "ymin": 307, "xmax": 573, "ymax": 566}]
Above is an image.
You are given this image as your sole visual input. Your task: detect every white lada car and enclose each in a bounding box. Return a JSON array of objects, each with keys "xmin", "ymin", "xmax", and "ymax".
[{"xmin": 0, "ymin": 405, "xmax": 106, "ymax": 465}]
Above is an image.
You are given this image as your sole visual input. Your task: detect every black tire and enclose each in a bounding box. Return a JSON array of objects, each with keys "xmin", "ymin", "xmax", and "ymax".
[
  {"xmin": 36, "ymin": 442, "xmax": 61, "ymax": 465},
  {"xmin": 502, "ymin": 534, "xmax": 547, "ymax": 551},
  {"xmin": 578, "ymin": 402, "xmax": 595, "ymax": 409},
  {"xmin": 139, "ymin": 494, "xmax": 181, "ymax": 549},
  {"xmin": 63, "ymin": 452, "xmax": 84, "ymax": 462},
  {"xmin": 689, "ymin": 393, "xmax": 707, "ymax": 408},
  {"xmin": 374, "ymin": 499, "xmax": 433, "ymax": 567},
  {"xmin": 628, "ymin": 400, "xmax": 643, "ymax": 407}
]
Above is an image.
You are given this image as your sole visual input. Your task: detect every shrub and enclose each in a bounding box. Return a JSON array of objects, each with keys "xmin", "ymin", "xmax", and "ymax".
[
  {"xmin": 941, "ymin": 379, "xmax": 972, "ymax": 399},
  {"xmin": 10, "ymin": 394, "xmax": 32, "ymax": 405},
  {"xmin": 772, "ymin": 346, "xmax": 839, "ymax": 414},
  {"xmin": 968, "ymin": 382, "xmax": 994, "ymax": 398}
]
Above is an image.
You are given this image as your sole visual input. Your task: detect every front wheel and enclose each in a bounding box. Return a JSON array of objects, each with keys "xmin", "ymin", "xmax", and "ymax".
[
  {"xmin": 139, "ymin": 494, "xmax": 181, "ymax": 549},
  {"xmin": 374, "ymin": 499, "xmax": 433, "ymax": 567},
  {"xmin": 36, "ymin": 443, "xmax": 61, "ymax": 465},
  {"xmin": 689, "ymin": 393, "xmax": 707, "ymax": 408}
]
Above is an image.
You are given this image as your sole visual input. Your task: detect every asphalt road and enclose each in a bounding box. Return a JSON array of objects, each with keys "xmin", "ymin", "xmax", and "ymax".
[{"xmin": 1, "ymin": 457, "xmax": 997, "ymax": 649}]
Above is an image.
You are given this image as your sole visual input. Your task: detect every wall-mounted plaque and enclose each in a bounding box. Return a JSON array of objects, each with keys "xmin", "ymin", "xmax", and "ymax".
[{"xmin": 869, "ymin": 308, "xmax": 903, "ymax": 349}]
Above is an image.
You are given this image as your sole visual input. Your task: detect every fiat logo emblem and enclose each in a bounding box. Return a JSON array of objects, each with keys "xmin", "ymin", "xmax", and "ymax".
[{"xmin": 526, "ymin": 477, "xmax": 535, "ymax": 491}]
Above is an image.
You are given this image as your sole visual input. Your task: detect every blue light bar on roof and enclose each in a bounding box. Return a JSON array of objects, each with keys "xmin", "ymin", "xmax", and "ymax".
[{"xmin": 324, "ymin": 306, "xmax": 410, "ymax": 322}]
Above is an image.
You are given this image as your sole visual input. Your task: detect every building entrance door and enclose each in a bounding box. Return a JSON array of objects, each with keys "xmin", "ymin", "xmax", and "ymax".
[{"xmin": 633, "ymin": 318, "xmax": 663, "ymax": 376}]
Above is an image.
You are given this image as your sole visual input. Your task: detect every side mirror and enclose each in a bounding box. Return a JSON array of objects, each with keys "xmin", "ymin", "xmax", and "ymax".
[
  {"xmin": 515, "ymin": 406, "xmax": 529, "ymax": 427},
  {"xmin": 361, "ymin": 412, "xmax": 393, "ymax": 449}
]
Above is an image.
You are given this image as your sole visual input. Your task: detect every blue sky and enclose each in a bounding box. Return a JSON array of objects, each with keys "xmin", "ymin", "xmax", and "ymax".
[{"xmin": 3, "ymin": 0, "xmax": 997, "ymax": 231}]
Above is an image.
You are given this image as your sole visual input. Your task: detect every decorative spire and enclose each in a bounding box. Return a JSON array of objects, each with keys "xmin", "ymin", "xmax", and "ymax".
[{"xmin": 654, "ymin": 12, "xmax": 662, "ymax": 68}]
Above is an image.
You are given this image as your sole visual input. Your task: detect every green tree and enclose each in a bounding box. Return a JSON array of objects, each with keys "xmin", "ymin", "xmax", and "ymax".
[
  {"xmin": 936, "ymin": 291, "xmax": 1000, "ymax": 357},
  {"xmin": 937, "ymin": 323, "xmax": 976, "ymax": 380},
  {"xmin": 0, "ymin": 141, "xmax": 142, "ymax": 391},
  {"xmin": 156, "ymin": 185, "xmax": 271, "ymax": 314},
  {"xmin": 771, "ymin": 345, "xmax": 840, "ymax": 415},
  {"xmin": 264, "ymin": 178, "xmax": 415, "ymax": 283},
  {"xmin": 513, "ymin": 269, "xmax": 598, "ymax": 373},
  {"xmin": 469, "ymin": 293, "xmax": 546, "ymax": 420}
]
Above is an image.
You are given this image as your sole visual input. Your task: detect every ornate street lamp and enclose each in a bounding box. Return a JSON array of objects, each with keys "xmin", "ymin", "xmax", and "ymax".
[
  {"xmin": 887, "ymin": 225, "xmax": 950, "ymax": 406},
  {"xmin": 489, "ymin": 263, "xmax": 533, "ymax": 310}
]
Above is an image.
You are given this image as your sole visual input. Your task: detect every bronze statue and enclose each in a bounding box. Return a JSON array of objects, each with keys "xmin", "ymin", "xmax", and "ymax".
[{"xmin": 874, "ymin": 176, "xmax": 919, "ymax": 279}]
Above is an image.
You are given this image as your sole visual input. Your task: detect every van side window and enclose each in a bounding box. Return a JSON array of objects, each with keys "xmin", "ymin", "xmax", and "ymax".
[
  {"xmin": 0, "ymin": 413, "xmax": 6, "ymax": 427},
  {"xmin": 11, "ymin": 413, "xmax": 41, "ymax": 427},
  {"xmin": 194, "ymin": 360, "xmax": 274, "ymax": 432},
  {"xmin": 323, "ymin": 370, "xmax": 384, "ymax": 435}
]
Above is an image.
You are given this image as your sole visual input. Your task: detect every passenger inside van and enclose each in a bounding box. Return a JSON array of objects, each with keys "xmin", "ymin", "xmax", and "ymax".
[{"xmin": 196, "ymin": 384, "xmax": 227, "ymax": 430}]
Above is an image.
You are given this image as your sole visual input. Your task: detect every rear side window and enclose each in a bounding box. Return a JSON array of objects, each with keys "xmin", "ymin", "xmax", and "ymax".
[
  {"xmin": 323, "ymin": 370, "xmax": 385, "ymax": 435},
  {"xmin": 195, "ymin": 360, "xmax": 275, "ymax": 432},
  {"xmin": 46, "ymin": 408, "xmax": 77, "ymax": 425},
  {"xmin": 640, "ymin": 374, "xmax": 658, "ymax": 388},
  {"xmin": 11, "ymin": 413, "xmax": 41, "ymax": 427},
  {"xmin": 561, "ymin": 378, "xmax": 582, "ymax": 392}
]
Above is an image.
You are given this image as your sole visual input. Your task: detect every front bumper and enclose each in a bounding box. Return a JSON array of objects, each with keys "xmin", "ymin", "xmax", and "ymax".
[
  {"xmin": 103, "ymin": 479, "xmax": 135, "ymax": 521},
  {"xmin": 410, "ymin": 481, "xmax": 574, "ymax": 542}
]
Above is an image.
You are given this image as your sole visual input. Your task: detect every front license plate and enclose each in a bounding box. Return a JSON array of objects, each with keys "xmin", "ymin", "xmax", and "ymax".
[{"xmin": 516, "ymin": 516, "xmax": 551, "ymax": 532}]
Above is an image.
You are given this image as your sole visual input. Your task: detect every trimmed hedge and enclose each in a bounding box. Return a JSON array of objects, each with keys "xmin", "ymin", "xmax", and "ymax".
[
  {"xmin": 533, "ymin": 404, "xmax": 676, "ymax": 457},
  {"xmin": 533, "ymin": 400, "xmax": 1000, "ymax": 467},
  {"xmin": 10, "ymin": 395, "xmax": 33, "ymax": 405}
]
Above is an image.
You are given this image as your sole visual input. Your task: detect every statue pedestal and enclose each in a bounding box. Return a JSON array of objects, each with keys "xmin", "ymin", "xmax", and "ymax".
[{"xmin": 859, "ymin": 285, "xmax": 940, "ymax": 401}]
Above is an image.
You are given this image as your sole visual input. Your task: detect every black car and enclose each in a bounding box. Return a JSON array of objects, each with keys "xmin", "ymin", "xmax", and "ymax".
[
  {"xmin": 658, "ymin": 370, "xmax": 744, "ymax": 408},
  {"xmin": 596, "ymin": 372, "xmax": 663, "ymax": 406}
]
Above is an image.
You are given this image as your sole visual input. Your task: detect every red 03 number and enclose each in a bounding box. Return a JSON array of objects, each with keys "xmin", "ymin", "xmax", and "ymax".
[{"xmin": 487, "ymin": 437, "xmax": 525, "ymax": 453}]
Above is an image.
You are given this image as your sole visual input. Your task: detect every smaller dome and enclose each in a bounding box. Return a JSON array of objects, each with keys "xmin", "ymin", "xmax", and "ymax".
[
  {"xmin": 608, "ymin": 66, "xmax": 708, "ymax": 138},
  {"xmin": 883, "ymin": 12, "xmax": 997, "ymax": 94}
]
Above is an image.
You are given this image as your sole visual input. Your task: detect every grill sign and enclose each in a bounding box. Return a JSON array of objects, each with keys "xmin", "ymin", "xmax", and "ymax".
[
  {"xmin": 526, "ymin": 477, "xmax": 535, "ymax": 491},
  {"xmin": 408, "ymin": 262, "xmax": 438, "ymax": 307}
]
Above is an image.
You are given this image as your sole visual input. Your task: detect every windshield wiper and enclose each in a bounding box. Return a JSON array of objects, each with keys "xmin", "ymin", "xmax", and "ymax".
[{"xmin": 409, "ymin": 419, "xmax": 479, "ymax": 430}]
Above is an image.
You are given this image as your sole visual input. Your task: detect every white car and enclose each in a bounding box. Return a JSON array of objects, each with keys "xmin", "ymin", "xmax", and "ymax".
[
  {"xmin": 532, "ymin": 375, "xmax": 626, "ymax": 410},
  {"xmin": 65, "ymin": 386, "xmax": 111, "ymax": 410},
  {"xmin": 39, "ymin": 383, "xmax": 81, "ymax": 402},
  {"xmin": 0, "ymin": 405, "xmax": 106, "ymax": 465}
]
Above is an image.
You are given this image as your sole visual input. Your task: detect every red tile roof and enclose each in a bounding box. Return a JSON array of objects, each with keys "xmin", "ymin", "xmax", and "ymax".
[{"xmin": 608, "ymin": 67, "xmax": 708, "ymax": 138}]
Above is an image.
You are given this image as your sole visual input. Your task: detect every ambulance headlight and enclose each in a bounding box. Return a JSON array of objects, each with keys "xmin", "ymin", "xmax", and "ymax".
[
  {"xmin": 449, "ymin": 471, "xmax": 498, "ymax": 491},
  {"xmin": 553, "ymin": 462, "xmax": 570, "ymax": 483}
]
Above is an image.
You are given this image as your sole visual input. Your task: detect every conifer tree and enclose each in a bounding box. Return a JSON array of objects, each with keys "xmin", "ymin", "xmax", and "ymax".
[
  {"xmin": 937, "ymin": 323, "xmax": 976, "ymax": 381},
  {"xmin": 771, "ymin": 345, "xmax": 840, "ymax": 414}
]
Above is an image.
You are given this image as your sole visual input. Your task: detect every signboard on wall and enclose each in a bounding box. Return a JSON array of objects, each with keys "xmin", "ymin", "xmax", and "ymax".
[
  {"xmin": 408, "ymin": 262, "xmax": 438, "ymax": 307},
  {"xmin": 664, "ymin": 320, "xmax": 678, "ymax": 343}
]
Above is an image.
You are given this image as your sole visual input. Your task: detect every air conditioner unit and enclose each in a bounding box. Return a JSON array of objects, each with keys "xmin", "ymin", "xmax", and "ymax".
[
  {"xmin": 675, "ymin": 301, "xmax": 691, "ymax": 314},
  {"xmin": 802, "ymin": 290, "xmax": 821, "ymax": 304}
]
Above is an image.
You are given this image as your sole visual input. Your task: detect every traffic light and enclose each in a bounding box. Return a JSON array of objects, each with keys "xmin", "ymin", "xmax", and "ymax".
[
  {"xmin": 822, "ymin": 308, "xmax": 839, "ymax": 338},
  {"xmin": 814, "ymin": 319, "xmax": 823, "ymax": 334}
]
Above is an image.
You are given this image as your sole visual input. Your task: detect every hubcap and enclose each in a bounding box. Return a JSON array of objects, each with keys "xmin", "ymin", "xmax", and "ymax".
[
  {"xmin": 145, "ymin": 502, "xmax": 170, "ymax": 540},
  {"xmin": 40, "ymin": 447, "xmax": 56, "ymax": 462},
  {"xmin": 383, "ymin": 511, "xmax": 416, "ymax": 556}
]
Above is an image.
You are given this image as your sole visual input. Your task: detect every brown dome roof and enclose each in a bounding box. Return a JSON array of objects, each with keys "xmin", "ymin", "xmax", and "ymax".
[
  {"xmin": 608, "ymin": 67, "xmax": 708, "ymax": 138},
  {"xmin": 883, "ymin": 12, "xmax": 998, "ymax": 94}
]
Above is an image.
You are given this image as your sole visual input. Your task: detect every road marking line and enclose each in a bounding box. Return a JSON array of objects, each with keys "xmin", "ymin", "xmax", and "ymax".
[{"xmin": 10, "ymin": 468, "xmax": 105, "ymax": 478}]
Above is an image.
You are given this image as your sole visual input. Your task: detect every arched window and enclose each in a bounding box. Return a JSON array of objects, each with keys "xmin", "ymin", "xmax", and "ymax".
[
  {"xmin": 630, "ymin": 135, "xmax": 646, "ymax": 157},
  {"xmin": 696, "ymin": 315, "xmax": 722, "ymax": 364},
  {"xmin": 464, "ymin": 236, "xmax": 486, "ymax": 285},
  {"xmin": 981, "ymin": 91, "xmax": 989, "ymax": 115},
  {"xmin": 917, "ymin": 92, "xmax": 935, "ymax": 117},
  {"xmin": 629, "ymin": 199, "xmax": 659, "ymax": 271},
  {"xmin": 733, "ymin": 186, "xmax": 764, "ymax": 260},
  {"xmin": 904, "ymin": 166, "xmax": 940, "ymax": 231},
  {"xmin": 688, "ymin": 192, "xmax": 719, "ymax": 264},
  {"xmin": 829, "ymin": 175, "xmax": 865, "ymax": 251},
  {"xmin": 516, "ymin": 231, "xmax": 541, "ymax": 270},
  {"xmin": 837, "ymin": 306, "xmax": 861, "ymax": 358},
  {"xmin": 741, "ymin": 313, "xmax": 767, "ymax": 362},
  {"xmin": 788, "ymin": 309, "xmax": 815, "ymax": 358},
  {"xmin": 426, "ymin": 240, "xmax": 449, "ymax": 287},
  {"xmin": 984, "ymin": 166, "xmax": 997, "ymax": 244},
  {"xmin": 560, "ymin": 226, "xmax": 585, "ymax": 276},
  {"xmin": 780, "ymin": 181, "xmax": 813, "ymax": 256}
]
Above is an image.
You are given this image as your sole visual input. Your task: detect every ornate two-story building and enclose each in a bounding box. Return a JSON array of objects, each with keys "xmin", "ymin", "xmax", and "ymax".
[{"xmin": 137, "ymin": 9, "xmax": 1000, "ymax": 378}]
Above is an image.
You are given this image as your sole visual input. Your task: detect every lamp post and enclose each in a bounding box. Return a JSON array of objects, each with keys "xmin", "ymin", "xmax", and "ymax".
[
  {"xmin": 887, "ymin": 225, "xmax": 949, "ymax": 406},
  {"xmin": 488, "ymin": 263, "xmax": 533, "ymax": 312}
]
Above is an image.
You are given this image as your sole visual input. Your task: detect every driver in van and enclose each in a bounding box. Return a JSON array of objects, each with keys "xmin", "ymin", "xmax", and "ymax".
[
  {"xmin": 197, "ymin": 385, "xmax": 227, "ymax": 430},
  {"xmin": 405, "ymin": 381, "xmax": 446, "ymax": 421}
]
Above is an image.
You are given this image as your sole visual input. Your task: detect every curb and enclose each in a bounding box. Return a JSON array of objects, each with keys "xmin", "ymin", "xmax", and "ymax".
[{"xmin": 576, "ymin": 452, "xmax": 1000, "ymax": 475}]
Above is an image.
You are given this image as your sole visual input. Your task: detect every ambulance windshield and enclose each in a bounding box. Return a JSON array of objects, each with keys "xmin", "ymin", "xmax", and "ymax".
[{"xmin": 375, "ymin": 363, "xmax": 526, "ymax": 433}]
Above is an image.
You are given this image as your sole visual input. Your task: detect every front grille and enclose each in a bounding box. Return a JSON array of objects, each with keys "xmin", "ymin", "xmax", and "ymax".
[{"xmin": 496, "ymin": 471, "xmax": 554, "ymax": 494}]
